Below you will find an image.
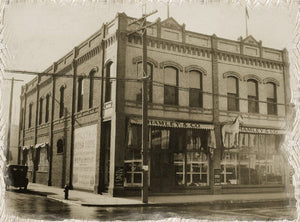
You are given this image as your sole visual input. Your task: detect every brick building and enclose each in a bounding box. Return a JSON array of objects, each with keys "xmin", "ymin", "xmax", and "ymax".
[{"xmin": 18, "ymin": 13, "xmax": 291, "ymax": 196}]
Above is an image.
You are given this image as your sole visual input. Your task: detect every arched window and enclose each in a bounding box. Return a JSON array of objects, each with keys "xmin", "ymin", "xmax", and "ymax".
[
  {"xmin": 89, "ymin": 70, "xmax": 95, "ymax": 108},
  {"xmin": 247, "ymin": 79, "xmax": 259, "ymax": 113},
  {"xmin": 59, "ymin": 86, "xmax": 65, "ymax": 118},
  {"xmin": 164, "ymin": 66, "xmax": 178, "ymax": 105},
  {"xmin": 39, "ymin": 97, "xmax": 43, "ymax": 125},
  {"xmin": 189, "ymin": 70, "xmax": 203, "ymax": 108},
  {"xmin": 105, "ymin": 62, "xmax": 112, "ymax": 102},
  {"xmin": 137, "ymin": 62, "xmax": 153, "ymax": 103},
  {"xmin": 227, "ymin": 77, "xmax": 239, "ymax": 111},
  {"xmin": 77, "ymin": 78, "xmax": 83, "ymax": 112},
  {"xmin": 57, "ymin": 139, "xmax": 64, "ymax": 154},
  {"xmin": 266, "ymin": 82, "xmax": 277, "ymax": 115},
  {"xmin": 28, "ymin": 103, "xmax": 33, "ymax": 128},
  {"xmin": 45, "ymin": 94, "xmax": 50, "ymax": 123}
]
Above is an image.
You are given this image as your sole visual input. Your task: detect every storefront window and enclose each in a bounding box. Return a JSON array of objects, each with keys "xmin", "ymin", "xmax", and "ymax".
[
  {"xmin": 124, "ymin": 125, "xmax": 142, "ymax": 187},
  {"xmin": 124, "ymin": 124, "xmax": 210, "ymax": 188},
  {"xmin": 221, "ymin": 134, "xmax": 284, "ymax": 185},
  {"xmin": 174, "ymin": 129, "xmax": 209, "ymax": 187}
]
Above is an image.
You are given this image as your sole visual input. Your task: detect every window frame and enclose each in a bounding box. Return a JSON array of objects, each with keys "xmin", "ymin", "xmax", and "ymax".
[
  {"xmin": 89, "ymin": 70, "xmax": 95, "ymax": 108},
  {"xmin": 164, "ymin": 66, "xmax": 179, "ymax": 106},
  {"xmin": 28, "ymin": 103, "xmax": 33, "ymax": 128},
  {"xmin": 59, "ymin": 86, "xmax": 65, "ymax": 118},
  {"xmin": 77, "ymin": 77, "xmax": 83, "ymax": 112},
  {"xmin": 105, "ymin": 62, "xmax": 112, "ymax": 103},
  {"xmin": 266, "ymin": 82, "xmax": 277, "ymax": 115},
  {"xmin": 189, "ymin": 70, "xmax": 203, "ymax": 108},
  {"xmin": 39, "ymin": 97, "xmax": 43, "ymax": 125},
  {"xmin": 136, "ymin": 62, "xmax": 153, "ymax": 103},
  {"xmin": 227, "ymin": 76, "xmax": 239, "ymax": 111},
  {"xmin": 247, "ymin": 79, "xmax": 259, "ymax": 113},
  {"xmin": 45, "ymin": 94, "xmax": 50, "ymax": 123}
]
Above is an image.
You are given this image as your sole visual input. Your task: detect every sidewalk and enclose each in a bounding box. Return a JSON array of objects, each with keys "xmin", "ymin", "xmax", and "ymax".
[{"xmin": 27, "ymin": 183, "xmax": 296, "ymax": 207}]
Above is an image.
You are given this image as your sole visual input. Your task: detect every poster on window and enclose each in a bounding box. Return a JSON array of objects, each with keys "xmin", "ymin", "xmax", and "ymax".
[{"xmin": 73, "ymin": 124, "xmax": 97, "ymax": 191}]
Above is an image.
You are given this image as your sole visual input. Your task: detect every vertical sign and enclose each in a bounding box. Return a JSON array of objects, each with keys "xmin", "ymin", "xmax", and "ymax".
[{"xmin": 73, "ymin": 124, "xmax": 97, "ymax": 190}]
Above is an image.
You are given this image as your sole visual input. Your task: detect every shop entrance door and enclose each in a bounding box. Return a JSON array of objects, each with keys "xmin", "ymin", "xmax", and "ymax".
[{"xmin": 150, "ymin": 148, "xmax": 172, "ymax": 193}]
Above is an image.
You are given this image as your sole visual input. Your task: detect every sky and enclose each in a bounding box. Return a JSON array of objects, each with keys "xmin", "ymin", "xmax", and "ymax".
[{"xmin": 1, "ymin": 0, "xmax": 299, "ymax": 125}]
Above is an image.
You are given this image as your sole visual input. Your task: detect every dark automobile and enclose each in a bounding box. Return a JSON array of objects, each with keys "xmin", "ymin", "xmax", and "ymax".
[{"xmin": 4, "ymin": 165, "xmax": 29, "ymax": 190}]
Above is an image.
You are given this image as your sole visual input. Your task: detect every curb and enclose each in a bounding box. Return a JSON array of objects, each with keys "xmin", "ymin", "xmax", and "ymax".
[{"xmin": 56, "ymin": 198, "xmax": 296, "ymax": 208}]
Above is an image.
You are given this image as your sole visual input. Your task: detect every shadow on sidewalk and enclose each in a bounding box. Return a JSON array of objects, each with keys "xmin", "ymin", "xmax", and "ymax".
[{"xmin": 6, "ymin": 188, "xmax": 56, "ymax": 197}]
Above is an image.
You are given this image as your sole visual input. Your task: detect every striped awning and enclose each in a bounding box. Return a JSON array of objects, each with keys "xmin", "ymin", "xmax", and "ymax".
[{"xmin": 130, "ymin": 118, "xmax": 214, "ymax": 130}]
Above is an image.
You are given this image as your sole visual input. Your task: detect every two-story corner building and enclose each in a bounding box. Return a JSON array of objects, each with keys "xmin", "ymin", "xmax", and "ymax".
[{"xmin": 18, "ymin": 12, "xmax": 291, "ymax": 197}]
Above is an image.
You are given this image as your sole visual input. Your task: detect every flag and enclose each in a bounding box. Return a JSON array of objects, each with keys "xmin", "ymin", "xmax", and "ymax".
[{"xmin": 246, "ymin": 7, "xmax": 249, "ymax": 19}]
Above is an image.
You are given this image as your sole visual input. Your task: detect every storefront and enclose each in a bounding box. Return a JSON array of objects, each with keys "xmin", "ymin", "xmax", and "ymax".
[
  {"xmin": 221, "ymin": 127, "xmax": 285, "ymax": 190},
  {"xmin": 21, "ymin": 143, "xmax": 49, "ymax": 184},
  {"xmin": 124, "ymin": 118, "xmax": 215, "ymax": 193}
]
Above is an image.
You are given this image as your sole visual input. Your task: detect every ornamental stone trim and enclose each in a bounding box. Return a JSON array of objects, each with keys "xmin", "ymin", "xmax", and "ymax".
[
  {"xmin": 159, "ymin": 61, "xmax": 183, "ymax": 72},
  {"xmin": 243, "ymin": 74, "xmax": 262, "ymax": 83},
  {"xmin": 223, "ymin": 71, "xmax": 242, "ymax": 81},
  {"xmin": 185, "ymin": 65, "xmax": 208, "ymax": 76},
  {"xmin": 263, "ymin": 77, "xmax": 280, "ymax": 86},
  {"xmin": 132, "ymin": 56, "xmax": 159, "ymax": 68}
]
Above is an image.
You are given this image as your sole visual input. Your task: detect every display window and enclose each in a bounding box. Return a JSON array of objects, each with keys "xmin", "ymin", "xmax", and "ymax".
[
  {"xmin": 124, "ymin": 123, "xmax": 210, "ymax": 188},
  {"xmin": 221, "ymin": 133, "xmax": 284, "ymax": 185}
]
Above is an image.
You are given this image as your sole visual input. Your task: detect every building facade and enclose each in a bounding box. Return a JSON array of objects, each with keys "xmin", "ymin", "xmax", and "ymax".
[{"xmin": 18, "ymin": 13, "xmax": 291, "ymax": 196}]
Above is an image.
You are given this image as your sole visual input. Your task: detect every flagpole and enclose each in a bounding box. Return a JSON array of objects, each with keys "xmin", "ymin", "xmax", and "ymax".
[{"xmin": 245, "ymin": 6, "xmax": 249, "ymax": 37}]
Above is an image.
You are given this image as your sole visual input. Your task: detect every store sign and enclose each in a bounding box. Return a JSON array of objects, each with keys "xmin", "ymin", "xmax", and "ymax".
[
  {"xmin": 73, "ymin": 124, "xmax": 97, "ymax": 191},
  {"xmin": 130, "ymin": 119, "xmax": 214, "ymax": 130},
  {"xmin": 240, "ymin": 127, "xmax": 285, "ymax": 135}
]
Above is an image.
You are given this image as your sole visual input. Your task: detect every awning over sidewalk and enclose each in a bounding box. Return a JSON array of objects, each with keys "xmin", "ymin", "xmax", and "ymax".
[
  {"xmin": 240, "ymin": 127, "xmax": 285, "ymax": 135},
  {"xmin": 22, "ymin": 145, "xmax": 33, "ymax": 150},
  {"xmin": 130, "ymin": 118, "xmax": 214, "ymax": 130},
  {"xmin": 34, "ymin": 142, "xmax": 49, "ymax": 149}
]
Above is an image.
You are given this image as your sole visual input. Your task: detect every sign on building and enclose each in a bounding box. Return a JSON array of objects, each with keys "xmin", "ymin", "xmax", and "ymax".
[{"xmin": 73, "ymin": 124, "xmax": 97, "ymax": 191}]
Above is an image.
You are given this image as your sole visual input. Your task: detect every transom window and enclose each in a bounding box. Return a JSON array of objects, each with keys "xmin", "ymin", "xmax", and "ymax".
[
  {"xmin": 164, "ymin": 66, "xmax": 178, "ymax": 105},
  {"xmin": 227, "ymin": 77, "xmax": 239, "ymax": 111},
  {"xmin": 189, "ymin": 70, "xmax": 203, "ymax": 108}
]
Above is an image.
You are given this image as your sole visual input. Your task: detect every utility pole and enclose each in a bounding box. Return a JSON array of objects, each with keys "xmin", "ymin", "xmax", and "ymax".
[
  {"xmin": 127, "ymin": 10, "xmax": 158, "ymax": 204},
  {"xmin": 5, "ymin": 77, "xmax": 23, "ymax": 164}
]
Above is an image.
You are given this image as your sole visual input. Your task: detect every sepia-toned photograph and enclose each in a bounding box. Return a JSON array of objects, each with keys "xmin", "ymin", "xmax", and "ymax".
[{"xmin": 0, "ymin": 0, "xmax": 299, "ymax": 221}]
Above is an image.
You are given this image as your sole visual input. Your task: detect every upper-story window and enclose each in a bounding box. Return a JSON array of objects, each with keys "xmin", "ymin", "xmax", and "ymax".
[
  {"xmin": 89, "ymin": 70, "xmax": 95, "ymax": 108},
  {"xmin": 105, "ymin": 62, "xmax": 112, "ymax": 103},
  {"xmin": 20, "ymin": 108, "xmax": 24, "ymax": 130},
  {"xmin": 39, "ymin": 98, "xmax": 43, "ymax": 125},
  {"xmin": 266, "ymin": 82, "xmax": 277, "ymax": 115},
  {"xmin": 247, "ymin": 79, "xmax": 259, "ymax": 113},
  {"xmin": 137, "ymin": 62, "xmax": 153, "ymax": 103},
  {"xmin": 59, "ymin": 86, "xmax": 65, "ymax": 118},
  {"xmin": 227, "ymin": 77, "xmax": 239, "ymax": 111},
  {"xmin": 77, "ymin": 78, "xmax": 83, "ymax": 112},
  {"xmin": 164, "ymin": 66, "xmax": 178, "ymax": 105},
  {"xmin": 28, "ymin": 103, "xmax": 33, "ymax": 128},
  {"xmin": 189, "ymin": 70, "xmax": 202, "ymax": 108},
  {"xmin": 45, "ymin": 94, "xmax": 50, "ymax": 123}
]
